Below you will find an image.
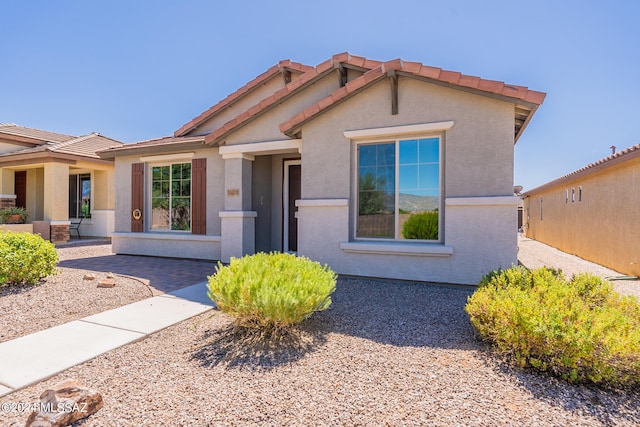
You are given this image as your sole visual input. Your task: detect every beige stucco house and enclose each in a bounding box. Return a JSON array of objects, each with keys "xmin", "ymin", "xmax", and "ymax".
[
  {"xmin": 100, "ymin": 53, "xmax": 545, "ymax": 285},
  {"xmin": 0, "ymin": 124, "xmax": 122, "ymax": 241},
  {"xmin": 522, "ymin": 144, "xmax": 640, "ymax": 277}
]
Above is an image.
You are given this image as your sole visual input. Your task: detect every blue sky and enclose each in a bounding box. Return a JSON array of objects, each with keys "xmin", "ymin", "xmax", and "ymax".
[{"xmin": 2, "ymin": 0, "xmax": 638, "ymax": 191}]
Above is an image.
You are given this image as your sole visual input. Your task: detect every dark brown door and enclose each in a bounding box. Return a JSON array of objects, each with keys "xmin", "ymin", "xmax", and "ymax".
[
  {"xmin": 14, "ymin": 171, "xmax": 26, "ymax": 208},
  {"xmin": 287, "ymin": 164, "xmax": 301, "ymax": 252}
]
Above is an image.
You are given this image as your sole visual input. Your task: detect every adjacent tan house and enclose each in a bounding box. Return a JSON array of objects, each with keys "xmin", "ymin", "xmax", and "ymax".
[
  {"xmin": 0, "ymin": 124, "xmax": 122, "ymax": 241},
  {"xmin": 522, "ymin": 144, "xmax": 640, "ymax": 277},
  {"xmin": 100, "ymin": 53, "xmax": 545, "ymax": 285}
]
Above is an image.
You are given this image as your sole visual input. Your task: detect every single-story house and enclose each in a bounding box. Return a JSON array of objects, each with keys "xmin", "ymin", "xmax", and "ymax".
[
  {"xmin": 0, "ymin": 124, "xmax": 122, "ymax": 241},
  {"xmin": 100, "ymin": 53, "xmax": 545, "ymax": 285},
  {"xmin": 522, "ymin": 144, "xmax": 640, "ymax": 277}
]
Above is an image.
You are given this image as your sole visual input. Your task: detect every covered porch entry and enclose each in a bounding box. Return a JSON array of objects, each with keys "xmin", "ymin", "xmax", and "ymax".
[{"xmin": 218, "ymin": 139, "xmax": 302, "ymax": 262}]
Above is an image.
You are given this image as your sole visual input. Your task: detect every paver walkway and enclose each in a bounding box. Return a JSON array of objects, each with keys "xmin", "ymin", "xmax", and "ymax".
[{"xmin": 57, "ymin": 240, "xmax": 218, "ymax": 294}]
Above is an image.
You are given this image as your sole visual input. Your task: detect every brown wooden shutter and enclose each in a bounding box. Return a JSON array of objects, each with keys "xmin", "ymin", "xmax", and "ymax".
[
  {"xmin": 191, "ymin": 158, "xmax": 206, "ymax": 234},
  {"xmin": 131, "ymin": 163, "xmax": 144, "ymax": 232}
]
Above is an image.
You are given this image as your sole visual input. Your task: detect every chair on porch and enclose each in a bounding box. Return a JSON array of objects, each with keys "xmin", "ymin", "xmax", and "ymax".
[{"xmin": 69, "ymin": 216, "xmax": 83, "ymax": 240}]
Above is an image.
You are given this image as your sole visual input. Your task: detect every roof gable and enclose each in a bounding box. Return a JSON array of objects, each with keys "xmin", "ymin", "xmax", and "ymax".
[
  {"xmin": 174, "ymin": 60, "xmax": 313, "ymax": 137},
  {"xmin": 203, "ymin": 53, "xmax": 383, "ymax": 145},
  {"xmin": 279, "ymin": 58, "xmax": 546, "ymax": 142}
]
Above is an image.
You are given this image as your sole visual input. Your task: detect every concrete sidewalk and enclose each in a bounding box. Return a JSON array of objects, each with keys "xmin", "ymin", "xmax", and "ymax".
[{"xmin": 0, "ymin": 281, "xmax": 214, "ymax": 397}]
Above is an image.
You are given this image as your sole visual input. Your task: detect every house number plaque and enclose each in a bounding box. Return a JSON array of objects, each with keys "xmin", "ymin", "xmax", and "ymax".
[{"xmin": 132, "ymin": 209, "xmax": 142, "ymax": 220}]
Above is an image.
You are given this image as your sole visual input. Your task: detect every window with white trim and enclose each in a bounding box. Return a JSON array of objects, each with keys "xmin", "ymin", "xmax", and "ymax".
[
  {"xmin": 150, "ymin": 163, "xmax": 191, "ymax": 231},
  {"xmin": 357, "ymin": 136, "xmax": 441, "ymax": 241}
]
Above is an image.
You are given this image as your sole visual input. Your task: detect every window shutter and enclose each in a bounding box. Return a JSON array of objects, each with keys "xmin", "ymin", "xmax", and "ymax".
[
  {"xmin": 191, "ymin": 158, "xmax": 206, "ymax": 234},
  {"xmin": 131, "ymin": 163, "xmax": 144, "ymax": 232}
]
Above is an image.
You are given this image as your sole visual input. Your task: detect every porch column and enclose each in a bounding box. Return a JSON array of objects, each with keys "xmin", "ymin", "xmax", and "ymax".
[
  {"xmin": 43, "ymin": 162, "xmax": 70, "ymax": 242},
  {"xmin": 219, "ymin": 154, "xmax": 256, "ymax": 262},
  {"xmin": 0, "ymin": 169, "xmax": 16, "ymax": 208}
]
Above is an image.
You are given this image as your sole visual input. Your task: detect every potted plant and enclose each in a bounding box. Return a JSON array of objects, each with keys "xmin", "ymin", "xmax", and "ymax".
[{"xmin": 0, "ymin": 206, "xmax": 30, "ymax": 224}]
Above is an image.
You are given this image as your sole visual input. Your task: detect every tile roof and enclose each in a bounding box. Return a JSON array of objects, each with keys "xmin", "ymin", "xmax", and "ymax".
[
  {"xmin": 193, "ymin": 53, "xmax": 544, "ymax": 146},
  {"xmin": 279, "ymin": 57, "xmax": 546, "ymax": 141},
  {"xmin": 203, "ymin": 53, "xmax": 383, "ymax": 145},
  {"xmin": 98, "ymin": 135, "xmax": 206, "ymax": 159},
  {"xmin": 0, "ymin": 132, "xmax": 123, "ymax": 160},
  {"xmin": 174, "ymin": 60, "xmax": 313, "ymax": 137},
  {"xmin": 523, "ymin": 143, "xmax": 640, "ymax": 195},
  {"xmin": 0, "ymin": 123, "xmax": 75, "ymax": 143}
]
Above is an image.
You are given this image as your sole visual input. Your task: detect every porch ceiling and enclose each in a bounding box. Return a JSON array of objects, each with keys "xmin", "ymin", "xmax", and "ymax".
[{"xmin": 218, "ymin": 139, "xmax": 302, "ymax": 159}]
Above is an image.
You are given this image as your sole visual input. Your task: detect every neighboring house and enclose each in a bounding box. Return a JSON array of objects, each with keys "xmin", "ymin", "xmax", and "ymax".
[
  {"xmin": 99, "ymin": 53, "xmax": 545, "ymax": 285},
  {"xmin": 522, "ymin": 144, "xmax": 640, "ymax": 277},
  {"xmin": 0, "ymin": 124, "xmax": 122, "ymax": 241}
]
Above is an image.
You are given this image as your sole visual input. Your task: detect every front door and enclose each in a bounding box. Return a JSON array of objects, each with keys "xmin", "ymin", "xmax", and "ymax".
[
  {"xmin": 283, "ymin": 160, "xmax": 301, "ymax": 252},
  {"xmin": 14, "ymin": 171, "xmax": 27, "ymax": 208}
]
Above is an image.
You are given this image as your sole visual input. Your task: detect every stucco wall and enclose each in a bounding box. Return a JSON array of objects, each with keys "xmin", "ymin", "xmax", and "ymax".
[
  {"xmin": 112, "ymin": 146, "xmax": 224, "ymax": 258},
  {"xmin": 295, "ymin": 77, "xmax": 517, "ymax": 285},
  {"xmin": 523, "ymin": 156, "xmax": 640, "ymax": 277},
  {"xmin": 223, "ymin": 76, "xmax": 340, "ymax": 145}
]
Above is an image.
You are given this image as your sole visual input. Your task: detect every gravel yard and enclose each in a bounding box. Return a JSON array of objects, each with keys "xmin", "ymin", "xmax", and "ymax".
[
  {"xmin": 0, "ymin": 243, "xmax": 153, "ymax": 343},
  {"xmin": 0, "ymin": 239, "xmax": 638, "ymax": 425}
]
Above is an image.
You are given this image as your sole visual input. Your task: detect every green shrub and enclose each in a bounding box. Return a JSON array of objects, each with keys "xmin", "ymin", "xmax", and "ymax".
[
  {"xmin": 465, "ymin": 266, "xmax": 640, "ymax": 387},
  {"xmin": 0, "ymin": 207, "xmax": 29, "ymax": 224},
  {"xmin": 207, "ymin": 252, "xmax": 337, "ymax": 333},
  {"xmin": 0, "ymin": 231, "xmax": 58, "ymax": 285},
  {"xmin": 401, "ymin": 211, "xmax": 438, "ymax": 240}
]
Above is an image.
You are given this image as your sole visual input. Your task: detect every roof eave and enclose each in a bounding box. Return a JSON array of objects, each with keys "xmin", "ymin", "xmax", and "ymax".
[
  {"xmin": 0, "ymin": 151, "xmax": 115, "ymax": 167},
  {"xmin": 523, "ymin": 147, "xmax": 640, "ymax": 196},
  {"xmin": 514, "ymin": 104, "xmax": 539, "ymax": 145},
  {"xmin": 99, "ymin": 140, "xmax": 206, "ymax": 159}
]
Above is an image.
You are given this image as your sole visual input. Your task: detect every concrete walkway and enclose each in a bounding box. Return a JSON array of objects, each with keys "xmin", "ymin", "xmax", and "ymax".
[{"xmin": 0, "ymin": 281, "xmax": 214, "ymax": 397}]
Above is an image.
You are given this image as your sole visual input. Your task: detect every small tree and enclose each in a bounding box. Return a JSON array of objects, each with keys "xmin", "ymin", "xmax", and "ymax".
[{"xmin": 359, "ymin": 173, "xmax": 386, "ymax": 215}]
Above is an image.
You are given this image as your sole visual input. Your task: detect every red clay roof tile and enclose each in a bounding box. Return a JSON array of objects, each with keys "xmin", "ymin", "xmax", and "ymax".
[
  {"xmin": 198, "ymin": 52, "xmax": 545, "ymax": 145},
  {"xmin": 278, "ymin": 54, "xmax": 545, "ymax": 140},
  {"xmin": 458, "ymin": 74, "xmax": 481, "ymax": 89},
  {"xmin": 383, "ymin": 58, "xmax": 404, "ymax": 71},
  {"xmin": 419, "ymin": 65, "xmax": 442, "ymax": 79},
  {"xmin": 402, "ymin": 61, "xmax": 423, "ymax": 74},
  {"xmin": 439, "ymin": 70, "xmax": 462, "ymax": 84}
]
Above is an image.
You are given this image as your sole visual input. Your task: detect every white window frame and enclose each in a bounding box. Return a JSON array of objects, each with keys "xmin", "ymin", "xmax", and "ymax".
[
  {"xmin": 353, "ymin": 133, "xmax": 444, "ymax": 243},
  {"xmin": 147, "ymin": 161, "xmax": 192, "ymax": 233}
]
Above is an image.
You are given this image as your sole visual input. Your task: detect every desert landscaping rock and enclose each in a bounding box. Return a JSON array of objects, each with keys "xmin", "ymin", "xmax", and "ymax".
[
  {"xmin": 1, "ymin": 278, "xmax": 638, "ymax": 426},
  {"xmin": 25, "ymin": 379, "xmax": 103, "ymax": 427},
  {"xmin": 0, "ymin": 244, "xmax": 152, "ymax": 343},
  {"xmin": 0, "ymin": 239, "xmax": 638, "ymax": 425},
  {"xmin": 97, "ymin": 279, "xmax": 117, "ymax": 288}
]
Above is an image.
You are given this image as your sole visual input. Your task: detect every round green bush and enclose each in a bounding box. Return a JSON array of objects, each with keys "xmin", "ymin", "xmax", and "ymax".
[
  {"xmin": 0, "ymin": 231, "xmax": 58, "ymax": 285},
  {"xmin": 207, "ymin": 252, "xmax": 337, "ymax": 332},
  {"xmin": 465, "ymin": 266, "xmax": 640, "ymax": 387},
  {"xmin": 401, "ymin": 211, "xmax": 438, "ymax": 240}
]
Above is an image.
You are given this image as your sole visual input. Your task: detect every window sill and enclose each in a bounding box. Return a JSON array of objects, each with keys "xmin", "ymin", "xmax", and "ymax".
[{"xmin": 340, "ymin": 241, "xmax": 454, "ymax": 257}]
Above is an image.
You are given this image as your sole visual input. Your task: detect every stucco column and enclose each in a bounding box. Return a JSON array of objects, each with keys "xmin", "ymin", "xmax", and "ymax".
[
  {"xmin": 220, "ymin": 154, "xmax": 256, "ymax": 262},
  {"xmin": 0, "ymin": 168, "xmax": 15, "ymax": 195},
  {"xmin": 43, "ymin": 162, "xmax": 70, "ymax": 242}
]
